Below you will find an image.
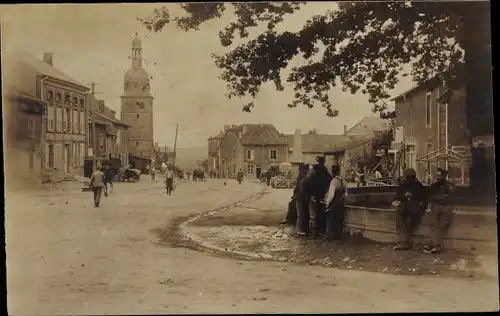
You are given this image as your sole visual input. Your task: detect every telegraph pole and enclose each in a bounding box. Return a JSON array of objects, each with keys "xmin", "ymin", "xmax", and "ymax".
[{"xmin": 172, "ymin": 124, "xmax": 179, "ymax": 166}]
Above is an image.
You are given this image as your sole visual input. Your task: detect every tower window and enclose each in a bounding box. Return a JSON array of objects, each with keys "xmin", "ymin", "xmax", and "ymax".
[
  {"xmin": 136, "ymin": 141, "xmax": 139, "ymax": 146},
  {"xmin": 137, "ymin": 114, "xmax": 139, "ymax": 118}
]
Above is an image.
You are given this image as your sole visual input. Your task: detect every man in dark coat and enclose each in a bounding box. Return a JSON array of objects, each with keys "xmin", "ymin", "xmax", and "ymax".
[
  {"xmin": 303, "ymin": 156, "xmax": 333, "ymax": 238},
  {"xmin": 424, "ymin": 168, "xmax": 455, "ymax": 254},
  {"xmin": 325, "ymin": 165, "xmax": 347, "ymax": 241},
  {"xmin": 392, "ymin": 168, "xmax": 428, "ymax": 250}
]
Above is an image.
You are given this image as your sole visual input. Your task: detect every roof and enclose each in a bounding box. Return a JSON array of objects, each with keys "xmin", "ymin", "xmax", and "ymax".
[
  {"xmin": 7, "ymin": 50, "xmax": 88, "ymax": 89},
  {"xmin": 208, "ymin": 131, "xmax": 225, "ymax": 140},
  {"xmin": 90, "ymin": 95, "xmax": 130, "ymax": 127},
  {"xmin": 281, "ymin": 133, "xmax": 356, "ymax": 153},
  {"xmin": 240, "ymin": 124, "xmax": 288, "ymax": 145},
  {"xmin": 344, "ymin": 116, "xmax": 388, "ymax": 136},
  {"xmin": 324, "ymin": 135, "xmax": 372, "ymax": 154}
]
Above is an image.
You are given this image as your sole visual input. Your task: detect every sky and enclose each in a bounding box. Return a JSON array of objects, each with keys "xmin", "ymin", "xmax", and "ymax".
[{"xmin": 1, "ymin": 3, "xmax": 414, "ymax": 148}]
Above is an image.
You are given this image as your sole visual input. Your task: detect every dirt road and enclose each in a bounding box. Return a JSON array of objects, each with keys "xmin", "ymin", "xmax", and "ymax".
[{"xmin": 5, "ymin": 179, "xmax": 499, "ymax": 314}]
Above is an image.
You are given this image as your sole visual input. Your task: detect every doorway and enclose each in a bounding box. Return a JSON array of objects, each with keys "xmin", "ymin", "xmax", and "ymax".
[
  {"xmin": 64, "ymin": 144, "xmax": 70, "ymax": 174},
  {"xmin": 256, "ymin": 165, "xmax": 262, "ymax": 179}
]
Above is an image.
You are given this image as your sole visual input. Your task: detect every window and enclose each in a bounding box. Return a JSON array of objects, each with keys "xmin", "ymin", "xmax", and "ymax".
[
  {"xmin": 270, "ymin": 149, "xmax": 278, "ymax": 160},
  {"xmin": 48, "ymin": 143, "xmax": 54, "ymax": 168},
  {"xmin": 55, "ymin": 92, "xmax": 62, "ymax": 103},
  {"xmin": 65, "ymin": 108, "xmax": 71, "ymax": 131},
  {"xmin": 73, "ymin": 110, "xmax": 79, "ymax": 133},
  {"xmin": 46, "ymin": 89, "xmax": 54, "ymax": 101},
  {"xmin": 56, "ymin": 107, "xmax": 63, "ymax": 131},
  {"xmin": 27, "ymin": 116, "xmax": 35, "ymax": 138},
  {"xmin": 99, "ymin": 133, "xmax": 105, "ymax": 151},
  {"xmin": 425, "ymin": 92, "xmax": 432, "ymax": 127},
  {"xmin": 64, "ymin": 93, "xmax": 70, "ymax": 104},
  {"xmin": 246, "ymin": 149, "xmax": 254, "ymax": 161},
  {"xmin": 137, "ymin": 114, "xmax": 139, "ymax": 118},
  {"xmin": 79, "ymin": 142, "xmax": 85, "ymax": 165},
  {"xmin": 80, "ymin": 111, "xmax": 85, "ymax": 134},
  {"xmin": 136, "ymin": 141, "xmax": 139, "ymax": 146},
  {"xmin": 247, "ymin": 164, "xmax": 255, "ymax": 175},
  {"xmin": 232, "ymin": 149, "xmax": 236, "ymax": 159},
  {"xmin": 72, "ymin": 96, "xmax": 78, "ymax": 106},
  {"xmin": 47, "ymin": 106, "xmax": 55, "ymax": 131},
  {"xmin": 73, "ymin": 142, "xmax": 78, "ymax": 166},
  {"xmin": 29, "ymin": 151, "xmax": 34, "ymax": 170},
  {"xmin": 79, "ymin": 98, "xmax": 84, "ymax": 109}
]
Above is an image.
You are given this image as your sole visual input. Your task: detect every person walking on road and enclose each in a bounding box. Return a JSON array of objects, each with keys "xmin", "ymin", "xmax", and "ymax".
[
  {"xmin": 392, "ymin": 168, "xmax": 428, "ymax": 251},
  {"xmin": 164, "ymin": 167, "xmax": 175, "ymax": 196},
  {"xmin": 324, "ymin": 165, "xmax": 347, "ymax": 242},
  {"xmin": 150, "ymin": 164, "xmax": 156, "ymax": 181},
  {"xmin": 424, "ymin": 168, "xmax": 455, "ymax": 254},
  {"xmin": 90, "ymin": 166, "xmax": 105, "ymax": 207},
  {"xmin": 103, "ymin": 165, "xmax": 114, "ymax": 197}
]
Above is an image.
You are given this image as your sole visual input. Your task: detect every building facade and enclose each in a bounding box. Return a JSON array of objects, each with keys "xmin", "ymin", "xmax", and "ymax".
[
  {"xmin": 392, "ymin": 80, "xmax": 470, "ymax": 183},
  {"xmin": 88, "ymin": 98, "xmax": 130, "ymax": 166},
  {"xmin": 120, "ymin": 34, "xmax": 154, "ymax": 165},
  {"xmin": 4, "ymin": 51, "xmax": 90, "ymax": 182},
  {"xmin": 218, "ymin": 124, "xmax": 289, "ymax": 179},
  {"xmin": 3, "ymin": 87, "xmax": 46, "ymax": 189},
  {"xmin": 207, "ymin": 131, "xmax": 224, "ymax": 176}
]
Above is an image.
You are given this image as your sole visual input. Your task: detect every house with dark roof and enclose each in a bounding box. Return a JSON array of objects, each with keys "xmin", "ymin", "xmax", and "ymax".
[
  {"xmin": 88, "ymin": 96, "xmax": 131, "ymax": 167},
  {"xmin": 217, "ymin": 124, "xmax": 289, "ymax": 179},
  {"xmin": 3, "ymin": 50, "xmax": 90, "ymax": 183}
]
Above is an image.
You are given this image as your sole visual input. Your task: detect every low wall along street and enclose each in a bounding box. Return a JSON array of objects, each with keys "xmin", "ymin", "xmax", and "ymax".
[{"xmin": 344, "ymin": 186, "xmax": 498, "ymax": 252}]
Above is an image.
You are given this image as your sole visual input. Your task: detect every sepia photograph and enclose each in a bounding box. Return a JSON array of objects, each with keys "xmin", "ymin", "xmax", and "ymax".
[{"xmin": 1, "ymin": 1, "xmax": 498, "ymax": 314}]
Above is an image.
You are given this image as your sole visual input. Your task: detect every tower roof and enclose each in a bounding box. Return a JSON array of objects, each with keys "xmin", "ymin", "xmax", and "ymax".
[{"xmin": 132, "ymin": 33, "xmax": 142, "ymax": 49}]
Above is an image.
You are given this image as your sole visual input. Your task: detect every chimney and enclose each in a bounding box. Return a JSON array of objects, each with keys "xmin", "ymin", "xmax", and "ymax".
[
  {"xmin": 242, "ymin": 125, "xmax": 248, "ymax": 135},
  {"xmin": 110, "ymin": 110, "xmax": 116, "ymax": 118},
  {"xmin": 98, "ymin": 100, "xmax": 105, "ymax": 112},
  {"xmin": 224, "ymin": 125, "xmax": 230, "ymax": 132},
  {"xmin": 43, "ymin": 53, "xmax": 53, "ymax": 66},
  {"xmin": 344, "ymin": 125, "xmax": 348, "ymax": 134}
]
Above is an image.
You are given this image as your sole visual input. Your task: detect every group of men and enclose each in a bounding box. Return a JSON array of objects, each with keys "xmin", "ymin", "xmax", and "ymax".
[
  {"xmin": 285, "ymin": 155, "xmax": 456, "ymax": 255},
  {"xmin": 393, "ymin": 167, "xmax": 455, "ymax": 254},
  {"xmin": 287, "ymin": 156, "xmax": 348, "ymax": 241}
]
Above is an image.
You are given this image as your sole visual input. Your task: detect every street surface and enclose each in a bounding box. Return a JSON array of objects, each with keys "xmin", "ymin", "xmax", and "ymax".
[{"xmin": 6, "ymin": 178, "xmax": 499, "ymax": 314}]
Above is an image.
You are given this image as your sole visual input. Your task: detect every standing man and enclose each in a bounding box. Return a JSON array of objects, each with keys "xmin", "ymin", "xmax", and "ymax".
[
  {"xmin": 356, "ymin": 166, "xmax": 366, "ymax": 187},
  {"xmin": 150, "ymin": 164, "xmax": 156, "ymax": 181},
  {"xmin": 392, "ymin": 168, "xmax": 428, "ymax": 250},
  {"xmin": 303, "ymin": 156, "xmax": 332, "ymax": 238},
  {"xmin": 324, "ymin": 165, "xmax": 347, "ymax": 241},
  {"xmin": 164, "ymin": 167, "xmax": 175, "ymax": 196},
  {"xmin": 424, "ymin": 168, "xmax": 455, "ymax": 254},
  {"xmin": 90, "ymin": 166, "xmax": 105, "ymax": 207}
]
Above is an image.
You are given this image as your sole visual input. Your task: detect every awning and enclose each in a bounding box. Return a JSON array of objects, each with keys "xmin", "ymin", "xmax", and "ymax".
[{"xmin": 417, "ymin": 147, "xmax": 465, "ymax": 163}]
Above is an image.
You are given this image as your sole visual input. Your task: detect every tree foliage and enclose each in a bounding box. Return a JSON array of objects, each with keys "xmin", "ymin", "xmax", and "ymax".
[{"xmin": 139, "ymin": 2, "xmax": 489, "ymax": 121}]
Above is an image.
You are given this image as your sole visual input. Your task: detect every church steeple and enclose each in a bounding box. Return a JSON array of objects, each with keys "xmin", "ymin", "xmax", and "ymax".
[{"xmin": 131, "ymin": 32, "xmax": 142, "ymax": 69}]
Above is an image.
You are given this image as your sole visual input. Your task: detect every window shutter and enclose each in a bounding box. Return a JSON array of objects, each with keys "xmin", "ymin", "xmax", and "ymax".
[
  {"xmin": 251, "ymin": 150, "xmax": 254, "ymax": 161},
  {"xmin": 80, "ymin": 143, "xmax": 84, "ymax": 165},
  {"xmin": 45, "ymin": 143, "xmax": 50, "ymax": 169}
]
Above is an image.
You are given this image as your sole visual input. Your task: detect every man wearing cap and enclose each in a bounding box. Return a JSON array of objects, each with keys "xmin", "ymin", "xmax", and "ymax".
[
  {"xmin": 392, "ymin": 168, "xmax": 428, "ymax": 250},
  {"xmin": 424, "ymin": 168, "xmax": 455, "ymax": 254},
  {"xmin": 302, "ymin": 156, "xmax": 332, "ymax": 238}
]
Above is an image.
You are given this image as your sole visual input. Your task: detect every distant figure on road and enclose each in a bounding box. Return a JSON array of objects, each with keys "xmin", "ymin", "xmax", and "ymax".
[
  {"xmin": 150, "ymin": 165, "xmax": 156, "ymax": 181},
  {"xmin": 164, "ymin": 168, "xmax": 175, "ymax": 196},
  {"xmin": 90, "ymin": 167, "xmax": 105, "ymax": 207},
  {"xmin": 103, "ymin": 165, "xmax": 114, "ymax": 197},
  {"xmin": 424, "ymin": 168, "xmax": 455, "ymax": 254},
  {"xmin": 392, "ymin": 168, "xmax": 428, "ymax": 251},
  {"xmin": 237, "ymin": 169, "xmax": 243, "ymax": 184}
]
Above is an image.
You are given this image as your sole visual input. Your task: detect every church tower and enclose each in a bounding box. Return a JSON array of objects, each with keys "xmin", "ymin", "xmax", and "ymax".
[{"xmin": 120, "ymin": 33, "xmax": 154, "ymax": 160}]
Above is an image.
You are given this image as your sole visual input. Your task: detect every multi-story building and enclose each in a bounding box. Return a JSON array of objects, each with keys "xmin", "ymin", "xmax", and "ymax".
[
  {"xmin": 4, "ymin": 51, "xmax": 89, "ymax": 182},
  {"xmin": 218, "ymin": 124, "xmax": 289, "ymax": 179},
  {"xmin": 120, "ymin": 34, "xmax": 154, "ymax": 171},
  {"xmin": 391, "ymin": 78, "xmax": 471, "ymax": 183},
  {"xmin": 88, "ymin": 98, "xmax": 130, "ymax": 166},
  {"xmin": 207, "ymin": 130, "xmax": 225, "ymax": 176}
]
